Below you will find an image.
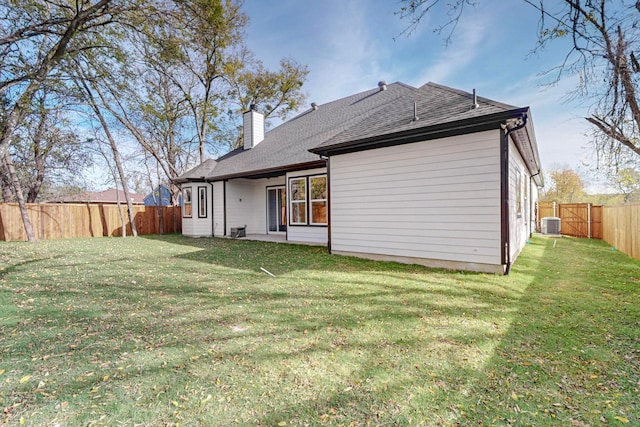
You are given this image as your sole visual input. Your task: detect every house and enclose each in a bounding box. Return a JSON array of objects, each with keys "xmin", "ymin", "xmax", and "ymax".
[
  {"xmin": 144, "ymin": 185, "xmax": 182, "ymax": 206},
  {"xmin": 175, "ymin": 82, "xmax": 543, "ymax": 274},
  {"xmin": 48, "ymin": 188, "xmax": 145, "ymax": 204}
]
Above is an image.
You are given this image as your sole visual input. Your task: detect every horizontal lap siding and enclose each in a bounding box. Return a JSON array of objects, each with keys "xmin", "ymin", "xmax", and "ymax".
[
  {"xmin": 287, "ymin": 225, "xmax": 328, "ymax": 243},
  {"xmin": 182, "ymin": 183, "xmax": 212, "ymax": 237},
  {"xmin": 508, "ymin": 138, "xmax": 530, "ymax": 262},
  {"xmin": 213, "ymin": 182, "xmax": 224, "ymax": 236},
  {"xmin": 225, "ymin": 177, "xmax": 285, "ymax": 236},
  {"xmin": 330, "ymin": 130, "xmax": 502, "ymax": 266}
]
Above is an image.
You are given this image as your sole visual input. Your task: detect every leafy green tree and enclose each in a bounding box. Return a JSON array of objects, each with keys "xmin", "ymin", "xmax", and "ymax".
[
  {"xmin": 542, "ymin": 168, "xmax": 586, "ymax": 203},
  {"xmin": 609, "ymin": 167, "xmax": 640, "ymax": 202}
]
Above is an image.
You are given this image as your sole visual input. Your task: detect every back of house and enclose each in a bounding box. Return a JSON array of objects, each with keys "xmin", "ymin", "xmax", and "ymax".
[{"xmin": 176, "ymin": 81, "xmax": 543, "ymax": 274}]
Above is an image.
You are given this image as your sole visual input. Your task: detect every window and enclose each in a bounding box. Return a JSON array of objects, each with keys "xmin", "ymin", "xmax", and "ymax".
[
  {"xmin": 182, "ymin": 187, "xmax": 192, "ymax": 218},
  {"xmin": 198, "ymin": 186, "xmax": 207, "ymax": 218},
  {"xmin": 289, "ymin": 174, "xmax": 327, "ymax": 226},
  {"xmin": 289, "ymin": 177, "xmax": 306, "ymax": 224},
  {"xmin": 310, "ymin": 175, "xmax": 327, "ymax": 225}
]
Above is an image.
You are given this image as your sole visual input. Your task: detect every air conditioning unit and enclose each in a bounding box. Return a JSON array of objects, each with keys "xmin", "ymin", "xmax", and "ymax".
[
  {"xmin": 541, "ymin": 217, "xmax": 561, "ymax": 235},
  {"xmin": 230, "ymin": 227, "xmax": 246, "ymax": 238}
]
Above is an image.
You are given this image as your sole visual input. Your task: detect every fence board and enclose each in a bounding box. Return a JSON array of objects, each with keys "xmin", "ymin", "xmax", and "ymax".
[
  {"xmin": 536, "ymin": 202, "xmax": 602, "ymax": 239},
  {"xmin": 603, "ymin": 203, "xmax": 640, "ymax": 261},
  {"xmin": 536, "ymin": 201, "xmax": 556, "ymax": 231},
  {"xmin": 0, "ymin": 203, "xmax": 182, "ymax": 241}
]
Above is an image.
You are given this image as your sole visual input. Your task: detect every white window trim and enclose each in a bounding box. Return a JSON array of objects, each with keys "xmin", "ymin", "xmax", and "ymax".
[
  {"xmin": 198, "ymin": 186, "xmax": 207, "ymax": 218},
  {"xmin": 182, "ymin": 187, "xmax": 192, "ymax": 218},
  {"xmin": 309, "ymin": 175, "xmax": 328, "ymax": 225},
  {"xmin": 289, "ymin": 177, "xmax": 307, "ymax": 225}
]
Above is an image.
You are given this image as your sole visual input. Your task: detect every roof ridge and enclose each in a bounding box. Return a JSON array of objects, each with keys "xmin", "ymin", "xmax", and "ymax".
[
  {"xmin": 291, "ymin": 81, "xmax": 417, "ymax": 116},
  {"xmin": 422, "ymin": 82, "xmax": 518, "ymax": 110}
]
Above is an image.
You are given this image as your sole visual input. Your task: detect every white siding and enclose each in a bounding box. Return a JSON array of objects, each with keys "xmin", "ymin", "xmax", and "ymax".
[
  {"xmin": 286, "ymin": 168, "xmax": 328, "ymax": 244},
  {"xmin": 330, "ymin": 130, "xmax": 502, "ymax": 270},
  {"xmin": 508, "ymin": 138, "xmax": 531, "ymax": 262},
  {"xmin": 181, "ymin": 183, "xmax": 213, "ymax": 237},
  {"xmin": 213, "ymin": 181, "xmax": 224, "ymax": 237},
  {"xmin": 530, "ymin": 181, "xmax": 539, "ymax": 233},
  {"xmin": 225, "ymin": 177, "xmax": 284, "ymax": 236},
  {"xmin": 288, "ymin": 226, "xmax": 328, "ymax": 244}
]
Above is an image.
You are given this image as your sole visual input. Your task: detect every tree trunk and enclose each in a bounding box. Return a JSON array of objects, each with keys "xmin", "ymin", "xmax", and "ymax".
[
  {"xmin": 0, "ymin": 163, "xmax": 14, "ymax": 202},
  {"xmin": 108, "ymin": 134, "xmax": 137, "ymax": 237},
  {"xmin": 78, "ymin": 77, "xmax": 138, "ymax": 237},
  {"xmin": 27, "ymin": 104, "xmax": 48, "ymax": 203},
  {"xmin": 4, "ymin": 151, "xmax": 36, "ymax": 242}
]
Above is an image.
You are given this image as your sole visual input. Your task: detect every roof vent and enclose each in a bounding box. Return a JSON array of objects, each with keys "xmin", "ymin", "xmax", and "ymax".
[
  {"xmin": 471, "ymin": 89, "xmax": 480, "ymax": 109},
  {"xmin": 378, "ymin": 81, "xmax": 387, "ymax": 91},
  {"xmin": 412, "ymin": 101, "xmax": 419, "ymax": 122},
  {"xmin": 311, "ymin": 102, "xmax": 318, "ymax": 111}
]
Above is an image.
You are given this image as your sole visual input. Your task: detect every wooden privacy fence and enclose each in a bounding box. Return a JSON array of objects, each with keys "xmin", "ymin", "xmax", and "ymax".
[
  {"xmin": 536, "ymin": 201, "xmax": 603, "ymax": 239},
  {"xmin": 602, "ymin": 203, "xmax": 640, "ymax": 261},
  {"xmin": 0, "ymin": 203, "xmax": 182, "ymax": 242}
]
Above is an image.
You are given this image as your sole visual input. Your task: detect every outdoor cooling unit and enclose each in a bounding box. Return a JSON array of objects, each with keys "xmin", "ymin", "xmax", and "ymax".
[
  {"xmin": 541, "ymin": 217, "xmax": 561, "ymax": 235},
  {"xmin": 230, "ymin": 227, "xmax": 246, "ymax": 238}
]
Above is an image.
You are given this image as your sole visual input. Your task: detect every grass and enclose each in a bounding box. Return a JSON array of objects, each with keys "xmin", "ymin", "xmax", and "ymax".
[{"xmin": 0, "ymin": 234, "xmax": 638, "ymax": 426}]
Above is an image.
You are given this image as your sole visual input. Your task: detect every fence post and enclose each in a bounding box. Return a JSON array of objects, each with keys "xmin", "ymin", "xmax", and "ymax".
[{"xmin": 587, "ymin": 203, "xmax": 591, "ymax": 239}]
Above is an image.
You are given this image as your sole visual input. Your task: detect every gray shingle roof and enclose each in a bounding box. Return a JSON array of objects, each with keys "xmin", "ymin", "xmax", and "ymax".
[
  {"xmin": 176, "ymin": 82, "xmax": 532, "ymax": 182},
  {"xmin": 175, "ymin": 158, "xmax": 217, "ymax": 182},
  {"xmin": 313, "ymin": 83, "xmax": 519, "ymax": 151},
  {"xmin": 198, "ymin": 82, "xmax": 417, "ymax": 179}
]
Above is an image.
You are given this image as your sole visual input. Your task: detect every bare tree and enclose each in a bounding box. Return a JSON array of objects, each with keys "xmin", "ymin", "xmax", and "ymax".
[
  {"xmin": 74, "ymin": 70, "xmax": 139, "ymax": 237},
  {"xmin": 397, "ymin": 0, "xmax": 640, "ymax": 169},
  {"xmin": 0, "ymin": 0, "xmax": 134, "ymax": 157},
  {"xmin": 0, "ymin": 0, "xmax": 136, "ymax": 241}
]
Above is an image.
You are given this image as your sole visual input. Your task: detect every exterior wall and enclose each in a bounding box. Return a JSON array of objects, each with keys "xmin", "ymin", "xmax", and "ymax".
[
  {"xmin": 225, "ymin": 177, "xmax": 285, "ymax": 236},
  {"xmin": 286, "ymin": 168, "xmax": 328, "ymax": 244},
  {"xmin": 329, "ymin": 130, "xmax": 502, "ymax": 272},
  {"xmin": 529, "ymin": 180, "xmax": 540, "ymax": 234},
  {"xmin": 213, "ymin": 181, "xmax": 225, "ymax": 237},
  {"xmin": 181, "ymin": 183, "xmax": 213, "ymax": 238},
  {"xmin": 508, "ymin": 137, "xmax": 532, "ymax": 262}
]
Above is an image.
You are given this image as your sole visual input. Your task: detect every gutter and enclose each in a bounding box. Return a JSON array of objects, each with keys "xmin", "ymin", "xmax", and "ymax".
[
  {"xmin": 310, "ymin": 108, "xmax": 530, "ymax": 157},
  {"xmin": 502, "ymin": 113, "xmax": 528, "ymax": 275}
]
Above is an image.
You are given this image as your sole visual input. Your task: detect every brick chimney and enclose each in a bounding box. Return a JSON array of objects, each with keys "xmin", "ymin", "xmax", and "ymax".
[{"xmin": 243, "ymin": 104, "xmax": 264, "ymax": 150}]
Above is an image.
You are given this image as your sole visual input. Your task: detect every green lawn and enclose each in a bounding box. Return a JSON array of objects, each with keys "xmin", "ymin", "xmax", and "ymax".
[{"xmin": 0, "ymin": 235, "xmax": 638, "ymax": 426}]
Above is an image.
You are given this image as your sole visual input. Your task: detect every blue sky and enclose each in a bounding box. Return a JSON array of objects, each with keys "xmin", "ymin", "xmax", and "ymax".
[{"xmin": 242, "ymin": 0, "xmax": 600, "ymax": 188}]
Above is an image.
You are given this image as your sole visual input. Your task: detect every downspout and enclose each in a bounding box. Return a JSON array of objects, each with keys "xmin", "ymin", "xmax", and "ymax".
[
  {"xmin": 223, "ymin": 180, "xmax": 227, "ymax": 237},
  {"xmin": 502, "ymin": 114, "xmax": 528, "ymax": 275},
  {"xmin": 326, "ymin": 156, "xmax": 331, "ymax": 253},
  {"xmin": 529, "ymin": 171, "xmax": 541, "ymax": 236}
]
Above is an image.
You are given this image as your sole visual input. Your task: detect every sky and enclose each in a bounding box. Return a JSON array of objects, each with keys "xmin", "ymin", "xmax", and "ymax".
[{"xmin": 241, "ymin": 0, "xmax": 604, "ymax": 190}]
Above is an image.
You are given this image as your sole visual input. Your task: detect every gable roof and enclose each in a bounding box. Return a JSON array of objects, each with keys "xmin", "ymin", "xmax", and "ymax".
[{"xmin": 176, "ymin": 82, "xmax": 542, "ymax": 184}]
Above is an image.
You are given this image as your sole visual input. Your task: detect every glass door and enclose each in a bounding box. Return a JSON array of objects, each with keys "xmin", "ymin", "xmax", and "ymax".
[{"xmin": 267, "ymin": 187, "xmax": 287, "ymax": 233}]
